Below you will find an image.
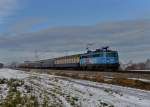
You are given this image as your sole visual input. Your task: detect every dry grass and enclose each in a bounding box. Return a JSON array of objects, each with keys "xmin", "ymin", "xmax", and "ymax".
[
  {"xmin": 110, "ymin": 77, "xmax": 150, "ymax": 90},
  {"xmin": 49, "ymin": 72, "xmax": 150, "ymax": 91}
]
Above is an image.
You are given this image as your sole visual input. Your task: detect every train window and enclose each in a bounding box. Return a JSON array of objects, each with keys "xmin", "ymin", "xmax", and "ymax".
[
  {"xmin": 81, "ymin": 55, "xmax": 88, "ymax": 58},
  {"xmin": 91, "ymin": 52, "xmax": 103, "ymax": 57},
  {"xmin": 99, "ymin": 53, "xmax": 103, "ymax": 56},
  {"xmin": 92, "ymin": 54, "xmax": 99, "ymax": 57},
  {"xmin": 106, "ymin": 52, "xmax": 118, "ymax": 57}
]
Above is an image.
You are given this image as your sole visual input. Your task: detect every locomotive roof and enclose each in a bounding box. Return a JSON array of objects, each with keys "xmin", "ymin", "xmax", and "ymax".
[{"xmin": 80, "ymin": 49, "xmax": 118, "ymax": 57}]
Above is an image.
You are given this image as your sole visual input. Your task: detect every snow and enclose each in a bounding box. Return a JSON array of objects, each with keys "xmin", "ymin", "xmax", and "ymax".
[
  {"xmin": 129, "ymin": 78, "xmax": 150, "ymax": 83},
  {"xmin": 0, "ymin": 84, "xmax": 9, "ymax": 102},
  {"xmin": 0, "ymin": 68, "xmax": 150, "ymax": 107},
  {"xmin": 0, "ymin": 68, "xmax": 29, "ymax": 79}
]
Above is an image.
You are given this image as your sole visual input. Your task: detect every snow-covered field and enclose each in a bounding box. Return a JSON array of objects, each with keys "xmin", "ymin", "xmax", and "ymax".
[
  {"xmin": 0, "ymin": 68, "xmax": 29, "ymax": 79},
  {"xmin": 0, "ymin": 68, "xmax": 150, "ymax": 107}
]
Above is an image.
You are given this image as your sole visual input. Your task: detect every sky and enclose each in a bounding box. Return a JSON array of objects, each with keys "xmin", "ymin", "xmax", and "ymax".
[{"xmin": 0, "ymin": 0, "xmax": 150, "ymax": 64}]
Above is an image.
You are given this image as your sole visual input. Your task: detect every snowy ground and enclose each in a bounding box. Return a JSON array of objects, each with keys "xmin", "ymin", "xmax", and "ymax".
[
  {"xmin": 0, "ymin": 68, "xmax": 150, "ymax": 107},
  {"xmin": 0, "ymin": 68, "xmax": 29, "ymax": 79}
]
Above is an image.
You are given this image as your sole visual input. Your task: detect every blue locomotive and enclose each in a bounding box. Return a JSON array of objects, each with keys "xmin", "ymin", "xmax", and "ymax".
[
  {"xmin": 80, "ymin": 46, "xmax": 119, "ymax": 70},
  {"xmin": 19, "ymin": 47, "xmax": 119, "ymax": 71}
]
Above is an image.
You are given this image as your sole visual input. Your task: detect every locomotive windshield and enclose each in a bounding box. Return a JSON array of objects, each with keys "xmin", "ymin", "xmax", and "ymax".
[{"xmin": 106, "ymin": 52, "xmax": 118, "ymax": 57}]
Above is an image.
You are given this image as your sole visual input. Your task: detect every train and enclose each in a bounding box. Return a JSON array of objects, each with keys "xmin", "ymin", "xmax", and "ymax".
[{"xmin": 19, "ymin": 47, "xmax": 119, "ymax": 71}]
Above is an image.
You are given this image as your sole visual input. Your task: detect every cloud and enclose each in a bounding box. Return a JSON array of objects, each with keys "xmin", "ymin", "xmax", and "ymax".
[
  {"xmin": 9, "ymin": 17, "xmax": 48, "ymax": 33},
  {"xmin": 0, "ymin": 0, "xmax": 18, "ymax": 24},
  {"xmin": 0, "ymin": 19, "xmax": 150, "ymax": 63}
]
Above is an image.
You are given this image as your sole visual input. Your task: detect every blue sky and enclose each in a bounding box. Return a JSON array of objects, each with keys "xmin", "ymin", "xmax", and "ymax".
[
  {"xmin": 2, "ymin": 0, "xmax": 150, "ymax": 28},
  {"xmin": 0, "ymin": 0, "xmax": 150, "ymax": 63}
]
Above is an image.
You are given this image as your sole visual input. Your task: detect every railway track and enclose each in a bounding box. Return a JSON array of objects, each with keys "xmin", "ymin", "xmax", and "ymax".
[
  {"xmin": 17, "ymin": 68, "xmax": 150, "ymax": 74},
  {"xmin": 110, "ymin": 70, "xmax": 150, "ymax": 74}
]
